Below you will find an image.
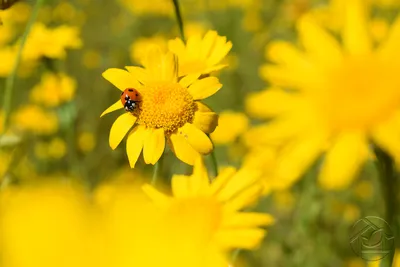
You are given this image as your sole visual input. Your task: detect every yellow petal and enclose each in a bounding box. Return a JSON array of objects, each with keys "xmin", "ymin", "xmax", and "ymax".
[
  {"xmin": 102, "ymin": 68, "xmax": 140, "ymax": 91},
  {"xmin": 143, "ymin": 128, "xmax": 165, "ymax": 165},
  {"xmin": 297, "ymin": 14, "xmax": 343, "ymax": 67},
  {"xmin": 209, "ymin": 167, "xmax": 237, "ymax": 196},
  {"xmin": 169, "ymin": 133, "xmax": 201, "ymax": 165},
  {"xmin": 179, "ymin": 73, "xmax": 201, "ymax": 88},
  {"xmin": 126, "ymin": 125, "xmax": 147, "ymax": 168},
  {"xmin": 193, "ymin": 102, "xmax": 218, "ymax": 134},
  {"xmin": 319, "ymin": 132, "xmax": 369, "ymax": 190},
  {"xmin": 167, "ymin": 38, "xmax": 185, "ymax": 57},
  {"xmin": 188, "ymin": 77, "xmax": 222, "ymax": 100},
  {"xmin": 221, "ymin": 212, "xmax": 275, "ymax": 228},
  {"xmin": 245, "ymin": 88, "xmax": 298, "ymax": 119},
  {"xmin": 189, "ymin": 156, "xmax": 210, "ymax": 195},
  {"xmin": 216, "ymin": 168, "xmax": 261, "ymax": 203},
  {"xmin": 214, "ymin": 228, "xmax": 266, "ymax": 250},
  {"xmin": 378, "ymin": 15, "xmax": 400, "ymax": 62},
  {"xmin": 200, "ymin": 31, "xmax": 218, "ymax": 59},
  {"xmin": 207, "ymin": 37, "xmax": 232, "ymax": 66},
  {"xmin": 371, "ymin": 114, "xmax": 400, "ymax": 160},
  {"xmin": 100, "ymin": 100, "xmax": 123, "ymax": 117},
  {"xmin": 171, "ymin": 175, "xmax": 191, "ymax": 198},
  {"xmin": 125, "ymin": 66, "xmax": 148, "ymax": 85},
  {"xmin": 142, "ymin": 184, "xmax": 171, "ymax": 209},
  {"xmin": 342, "ymin": 0, "xmax": 371, "ymax": 55},
  {"xmin": 144, "ymin": 47, "xmax": 177, "ymax": 83},
  {"xmin": 266, "ymin": 41, "xmax": 313, "ymax": 71},
  {"xmin": 109, "ymin": 113, "xmax": 136, "ymax": 150},
  {"xmin": 275, "ymin": 131, "xmax": 327, "ymax": 189},
  {"xmin": 222, "ymin": 184, "xmax": 264, "ymax": 212},
  {"xmin": 179, "ymin": 123, "xmax": 213, "ymax": 154}
]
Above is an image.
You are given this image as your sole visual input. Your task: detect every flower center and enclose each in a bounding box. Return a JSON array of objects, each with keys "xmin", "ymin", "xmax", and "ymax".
[
  {"xmin": 315, "ymin": 56, "xmax": 400, "ymax": 130},
  {"xmin": 133, "ymin": 82, "xmax": 196, "ymax": 134}
]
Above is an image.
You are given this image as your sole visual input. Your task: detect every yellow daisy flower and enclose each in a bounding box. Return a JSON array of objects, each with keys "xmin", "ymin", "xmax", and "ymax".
[
  {"xmin": 247, "ymin": 0, "xmax": 400, "ymax": 190},
  {"xmin": 12, "ymin": 105, "xmax": 58, "ymax": 135},
  {"xmin": 211, "ymin": 111, "xmax": 249, "ymax": 145},
  {"xmin": 30, "ymin": 72, "xmax": 76, "ymax": 107},
  {"xmin": 142, "ymin": 158, "xmax": 274, "ymax": 266},
  {"xmin": 168, "ymin": 30, "xmax": 232, "ymax": 77},
  {"xmin": 101, "ymin": 46, "xmax": 220, "ymax": 167},
  {"xmin": 22, "ymin": 23, "xmax": 82, "ymax": 61}
]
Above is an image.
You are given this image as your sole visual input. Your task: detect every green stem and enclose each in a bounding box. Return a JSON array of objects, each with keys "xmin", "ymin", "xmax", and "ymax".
[
  {"xmin": 171, "ymin": 0, "xmax": 185, "ymax": 41},
  {"xmin": 151, "ymin": 156, "xmax": 163, "ymax": 186},
  {"xmin": 1, "ymin": 0, "xmax": 45, "ymax": 133},
  {"xmin": 230, "ymin": 249, "xmax": 241, "ymax": 265},
  {"xmin": 375, "ymin": 147, "xmax": 397, "ymax": 267}
]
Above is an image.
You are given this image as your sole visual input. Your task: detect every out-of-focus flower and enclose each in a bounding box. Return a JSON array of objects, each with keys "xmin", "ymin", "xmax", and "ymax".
[
  {"xmin": 242, "ymin": 147, "xmax": 279, "ymax": 194},
  {"xmin": 211, "ymin": 111, "xmax": 248, "ymax": 145},
  {"xmin": 118, "ymin": 0, "xmax": 172, "ymax": 16},
  {"xmin": 12, "ymin": 105, "xmax": 58, "ymax": 135},
  {"xmin": 353, "ymin": 180, "xmax": 374, "ymax": 200},
  {"xmin": 30, "ymin": 73, "xmax": 76, "ymax": 107},
  {"xmin": 47, "ymin": 137, "xmax": 67, "ymax": 159},
  {"xmin": 142, "ymin": 158, "xmax": 274, "ymax": 266},
  {"xmin": 168, "ymin": 30, "xmax": 232, "ymax": 76},
  {"xmin": 78, "ymin": 131, "xmax": 96, "ymax": 153},
  {"xmin": 129, "ymin": 35, "xmax": 168, "ymax": 64},
  {"xmin": 0, "ymin": 183, "xmax": 94, "ymax": 267},
  {"xmin": 101, "ymin": 46, "xmax": 220, "ymax": 167},
  {"xmin": 0, "ymin": 2, "xmax": 30, "ymax": 25},
  {"xmin": 370, "ymin": 18, "xmax": 389, "ymax": 42},
  {"xmin": 52, "ymin": 1, "xmax": 77, "ymax": 23},
  {"xmin": 184, "ymin": 21, "xmax": 207, "ymax": 38},
  {"xmin": 22, "ymin": 23, "xmax": 82, "ymax": 61},
  {"xmin": 247, "ymin": 0, "xmax": 400, "ymax": 190},
  {"xmin": 82, "ymin": 49, "xmax": 102, "ymax": 69},
  {"xmin": 0, "ymin": 26, "xmax": 14, "ymax": 45},
  {"xmin": 0, "ymin": 46, "xmax": 16, "ymax": 77}
]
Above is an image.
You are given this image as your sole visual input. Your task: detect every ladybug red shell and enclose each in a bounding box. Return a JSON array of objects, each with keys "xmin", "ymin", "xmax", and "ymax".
[{"xmin": 120, "ymin": 88, "xmax": 140, "ymax": 112}]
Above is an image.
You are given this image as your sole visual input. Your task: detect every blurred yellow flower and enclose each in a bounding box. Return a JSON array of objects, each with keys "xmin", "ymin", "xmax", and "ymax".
[
  {"xmin": 0, "ymin": 25, "xmax": 14, "ymax": 45},
  {"xmin": 0, "ymin": 2, "xmax": 31, "ymax": 25},
  {"xmin": 168, "ymin": 30, "xmax": 232, "ymax": 76},
  {"xmin": 52, "ymin": 1, "xmax": 77, "ymax": 23},
  {"xmin": 82, "ymin": 49, "xmax": 102, "ymax": 69},
  {"xmin": 242, "ymin": 147, "xmax": 279, "ymax": 193},
  {"xmin": 22, "ymin": 23, "xmax": 82, "ymax": 61},
  {"xmin": 101, "ymin": 46, "xmax": 220, "ymax": 167},
  {"xmin": 129, "ymin": 35, "xmax": 168, "ymax": 64},
  {"xmin": 0, "ymin": 183, "xmax": 93, "ymax": 267},
  {"xmin": 12, "ymin": 105, "xmax": 58, "ymax": 135},
  {"xmin": 184, "ymin": 21, "xmax": 207, "ymax": 38},
  {"xmin": 78, "ymin": 131, "xmax": 96, "ymax": 153},
  {"xmin": 142, "ymin": 158, "xmax": 274, "ymax": 266},
  {"xmin": 119, "ymin": 0, "xmax": 172, "ymax": 16},
  {"xmin": 211, "ymin": 111, "xmax": 248, "ymax": 145},
  {"xmin": 370, "ymin": 18, "xmax": 389, "ymax": 42},
  {"xmin": 353, "ymin": 180, "xmax": 374, "ymax": 200},
  {"xmin": 248, "ymin": 0, "xmax": 400, "ymax": 190},
  {"xmin": 0, "ymin": 46, "xmax": 16, "ymax": 77},
  {"xmin": 30, "ymin": 73, "xmax": 76, "ymax": 107},
  {"xmin": 47, "ymin": 137, "xmax": 67, "ymax": 159}
]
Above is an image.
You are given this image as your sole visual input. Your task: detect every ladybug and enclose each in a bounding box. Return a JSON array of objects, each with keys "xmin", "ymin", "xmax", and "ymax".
[{"xmin": 120, "ymin": 88, "xmax": 140, "ymax": 112}]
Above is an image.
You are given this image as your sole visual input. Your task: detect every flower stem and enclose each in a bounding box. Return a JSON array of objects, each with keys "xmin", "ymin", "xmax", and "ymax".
[
  {"xmin": 375, "ymin": 147, "xmax": 397, "ymax": 267},
  {"xmin": 151, "ymin": 156, "xmax": 163, "ymax": 186},
  {"xmin": 171, "ymin": 0, "xmax": 185, "ymax": 41},
  {"xmin": 1, "ymin": 0, "xmax": 45, "ymax": 133}
]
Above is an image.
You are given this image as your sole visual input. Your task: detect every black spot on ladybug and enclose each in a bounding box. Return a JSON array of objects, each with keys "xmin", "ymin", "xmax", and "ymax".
[
  {"xmin": 135, "ymin": 93, "xmax": 138, "ymax": 96},
  {"xmin": 121, "ymin": 92, "xmax": 124, "ymax": 95},
  {"xmin": 128, "ymin": 89, "xmax": 134, "ymax": 92}
]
